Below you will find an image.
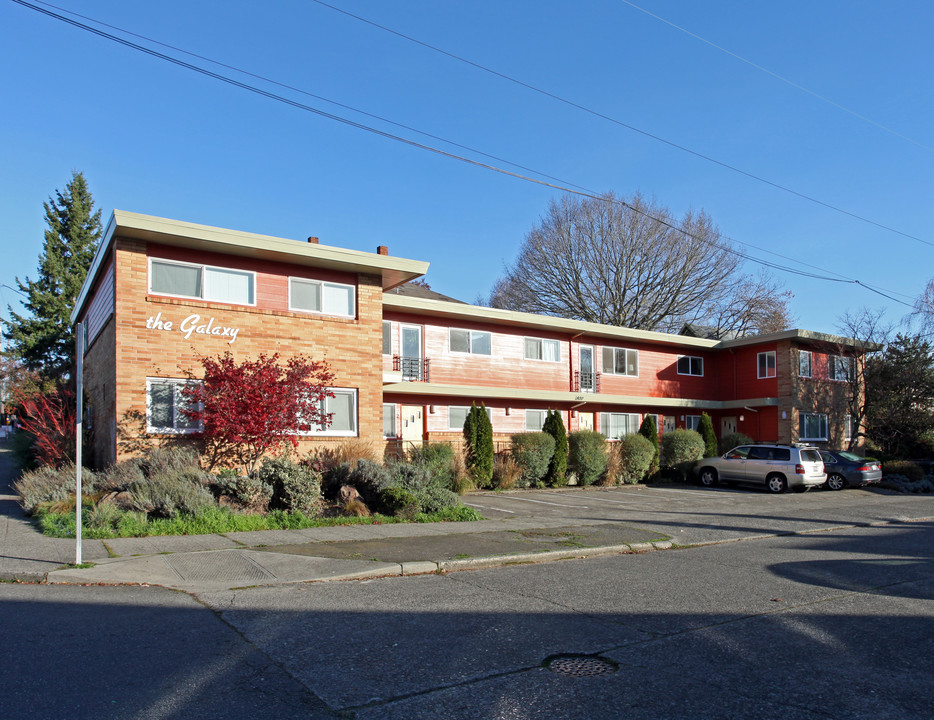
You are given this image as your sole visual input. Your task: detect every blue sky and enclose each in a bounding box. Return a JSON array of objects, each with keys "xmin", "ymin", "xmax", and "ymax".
[{"xmin": 2, "ymin": 0, "xmax": 932, "ymax": 335}]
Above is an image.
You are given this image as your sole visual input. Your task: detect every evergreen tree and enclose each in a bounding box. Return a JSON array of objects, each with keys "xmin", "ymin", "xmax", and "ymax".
[
  {"xmin": 4, "ymin": 172, "xmax": 102, "ymax": 382},
  {"xmin": 542, "ymin": 409, "xmax": 568, "ymax": 486},
  {"xmin": 638, "ymin": 415, "xmax": 660, "ymax": 478},
  {"xmin": 463, "ymin": 403, "xmax": 494, "ymax": 487},
  {"xmin": 698, "ymin": 412, "xmax": 718, "ymax": 458}
]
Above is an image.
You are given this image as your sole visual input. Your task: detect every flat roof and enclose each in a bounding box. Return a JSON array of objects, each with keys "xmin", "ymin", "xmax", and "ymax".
[{"xmin": 71, "ymin": 211, "xmax": 429, "ymax": 323}]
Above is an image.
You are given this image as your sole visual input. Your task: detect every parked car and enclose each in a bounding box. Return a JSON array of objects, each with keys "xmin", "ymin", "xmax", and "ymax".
[
  {"xmin": 696, "ymin": 444, "xmax": 826, "ymax": 493},
  {"xmin": 818, "ymin": 450, "xmax": 882, "ymax": 490}
]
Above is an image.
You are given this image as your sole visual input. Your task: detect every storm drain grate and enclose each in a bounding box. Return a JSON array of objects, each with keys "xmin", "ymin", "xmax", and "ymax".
[{"xmin": 544, "ymin": 654, "xmax": 618, "ymax": 677}]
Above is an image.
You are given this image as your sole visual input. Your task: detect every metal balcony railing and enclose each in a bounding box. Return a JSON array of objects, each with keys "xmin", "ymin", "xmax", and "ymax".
[
  {"xmin": 393, "ymin": 355, "xmax": 430, "ymax": 382},
  {"xmin": 574, "ymin": 371, "xmax": 600, "ymax": 393}
]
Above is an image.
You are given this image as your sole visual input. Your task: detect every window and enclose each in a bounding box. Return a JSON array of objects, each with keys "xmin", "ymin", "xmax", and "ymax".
[
  {"xmin": 599, "ymin": 412, "xmax": 640, "ymax": 439},
  {"xmin": 526, "ymin": 409, "xmax": 547, "ymax": 431},
  {"xmin": 832, "ymin": 355, "xmax": 854, "ymax": 382},
  {"xmin": 303, "ymin": 388, "xmax": 358, "ymax": 436},
  {"xmin": 449, "ymin": 405, "xmax": 492, "ymax": 431},
  {"xmin": 677, "ymin": 356, "xmax": 704, "ymax": 376},
  {"xmin": 757, "ymin": 351, "xmax": 776, "ymax": 378},
  {"xmin": 844, "ymin": 414, "xmax": 855, "ymax": 442},
  {"xmin": 524, "ymin": 338, "xmax": 560, "ymax": 362},
  {"xmin": 289, "ymin": 277, "xmax": 355, "ymax": 317},
  {"xmin": 685, "ymin": 415, "xmax": 702, "ymax": 432},
  {"xmin": 146, "ymin": 378, "xmax": 201, "ymax": 433},
  {"xmin": 383, "ymin": 403, "xmax": 397, "ymax": 438},
  {"xmin": 602, "ymin": 347, "xmax": 638, "ymax": 376},
  {"xmin": 798, "ymin": 350, "xmax": 812, "ymax": 378},
  {"xmin": 382, "ymin": 321, "xmax": 392, "ymax": 355},
  {"xmin": 449, "ymin": 329, "xmax": 492, "ymax": 355},
  {"xmin": 150, "ymin": 259, "xmax": 255, "ymax": 305},
  {"xmin": 799, "ymin": 412, "xmax": 828, "ymax": 441}
]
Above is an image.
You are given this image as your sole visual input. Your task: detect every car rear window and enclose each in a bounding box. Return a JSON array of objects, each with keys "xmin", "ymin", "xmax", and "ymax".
[
  {"xmin": 837, "ymin": 451, "xmax": 862, "ymax": 462},
  {"xmin": 800, "ymin": 449, "xmax": 821, "ymax": 463}
]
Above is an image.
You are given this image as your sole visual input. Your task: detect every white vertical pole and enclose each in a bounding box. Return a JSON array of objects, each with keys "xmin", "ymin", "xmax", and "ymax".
[{"xmin": 75, "ymin": 322, "xmax": 84, "ymax": 565}]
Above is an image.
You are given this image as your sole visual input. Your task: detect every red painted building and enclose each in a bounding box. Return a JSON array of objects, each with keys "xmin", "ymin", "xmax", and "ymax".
[{"xmin": 72, "ymin": 211, "xmax": 868, "ymax": 466}]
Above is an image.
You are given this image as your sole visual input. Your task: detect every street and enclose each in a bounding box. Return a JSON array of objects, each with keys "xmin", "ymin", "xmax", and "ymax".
[{"xmin": 2, "ymin": 504, "xmax": 932, "ymax": 719}]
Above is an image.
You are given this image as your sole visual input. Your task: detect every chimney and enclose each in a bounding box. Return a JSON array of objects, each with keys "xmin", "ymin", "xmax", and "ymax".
[
  {"xmin": 377, "ymin": 245, "xmax": 389, "ymax": 256},
  {"xmin": 307, "ymin": 236, "xmax": 319, "ymax": 244}
]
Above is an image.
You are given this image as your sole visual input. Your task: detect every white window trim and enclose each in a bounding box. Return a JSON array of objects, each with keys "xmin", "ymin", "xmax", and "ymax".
[
  {"xmin": 383, "ymin": 403, "xmax": 397, "ymax": 439},
  {"xmin": 148, "ymin": 257, "xmax": 256, "ymax": 306},
  {"xmin": 844, "ymin": 414, "xmax": 855, "ymax": 442},
  {"xmin": 599, "ymin": 412, "xmax": 641, "ymax": 439},
  {"xmin": 382, "ymin": 321, "xmax": 392, "ymax": 356},
  {"xmin": 799, "ymin": 412, "xmax": 829, "ymax": 441},
  {"xmin": 448, "ymin": 328, "xmax": 493, "ymax": 355},
  {"xmin": 146, "ymin": 377, "xmax": 202, "ymax": 434},
  {"xmin": 448, "ymin": 405, "xmax": 492, "ymax": 430},
  {"xmin": 602, "ymin": 347, "xmax": 639, "ymax": 377},
  {"xmin": 525, "ymin": 409, "xmax": 547, "ymax": 431},
  {"xmin": 523, "ymin": 337, "xmax": 561, "ymax": 362},
  {"xmin": 799, "ymin": 350, "xmax": 812, "ymax": 378},
  {"xmin": 677, "ymin": 355, "xmax": 704, "ymax": 377},
  {"xmin": 298, "ymin": 388, "xmax": 359, "ymax": 437},
  {"xmin": 757, "ymin": 351, "xmax": 777, "ymax": 379},
  {"xmin": 288, "ymin": 276, "xmax": 356, "ymax": 318}
]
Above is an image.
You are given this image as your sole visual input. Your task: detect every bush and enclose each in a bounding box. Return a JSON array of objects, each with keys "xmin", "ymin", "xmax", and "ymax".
[
  {"xmin": 638, "ymin": 415, "xmax": 660, "ymax": 478},
  {"xmin": 878, "ymin": 473, "xmax": 934, "ymax": 494},
  {"xmin": 661, "ymin": 429, "xmax": 705, "ymax": 481},
  {"xmin": 379, "ymin": 487, "xmax": 420, "ymax": 519},
  {"xmin": 14, "ymin": 464, "xmax": 99, "ymax": 515},
  {"xmin": 212, "ymin": 468, "xmax": 273, "ymax": 511},
  {"xmin": 698, "ymin": 413, "xmax": 718, "ymax": 458},
  {"xmin": 616, "ymin": 433, "xmax": 655, "ymax": 485},
  {"xmin": 719, "ymin": 432, "xmax": 753, "ymax": 454},
  {"xmin": 568, "ymin": 430, "xmax": 608, "ymax": 486},
  {"xmin": 408, "ymin": 442, "xmax": 458, "ymax": 490},
  {"xmin": 882, "ymin": 460, "xmax": 924, "ymax": 483},
  {"xmin": 492, "ymin": 454, "xmax": 521, "ymax": 490},
  {"xmin": 124, "ymin": 471, "xmax": 216, "ymax": 519},
  {"xmin": 309, "ymin": 438, "xmax": 381, "ymax": 474},
  {"xmin": 542, "ymin": 410, "xmax": 568, "ymax": 486},
  {"xmin": 419, "ymin": 486, "xmax": 461, "ymax": 514},
  {"xmin": 256, "ymin": 457, "xmax": 322, "ymax": 516},
  {"xmin": 463, "ymin": 403, "xmax": 494, "ymax": 487},
  {"xmin": 510, "ymin": 432, "xmax": 556, "ymax": 487}
]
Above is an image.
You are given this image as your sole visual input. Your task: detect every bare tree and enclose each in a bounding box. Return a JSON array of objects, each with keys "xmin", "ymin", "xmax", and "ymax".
[
  {"xmin": 908, "ymin": 277, "xmax": 934, "ymax": 339},
  {"xmin": 487, "ymin": 192, "xmax": 792, "ymax": 336}
]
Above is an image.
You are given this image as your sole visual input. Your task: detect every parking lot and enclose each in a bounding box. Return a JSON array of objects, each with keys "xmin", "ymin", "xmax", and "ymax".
[{"xmin": 464, "ymin": 483, "xmax": 934, "ymax": 547}]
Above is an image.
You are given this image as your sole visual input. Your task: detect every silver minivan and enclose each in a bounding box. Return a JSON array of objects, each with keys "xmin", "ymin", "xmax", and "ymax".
[{"xmin": 696, "ymin": 444, "xmax": 826, "ymax": 493}]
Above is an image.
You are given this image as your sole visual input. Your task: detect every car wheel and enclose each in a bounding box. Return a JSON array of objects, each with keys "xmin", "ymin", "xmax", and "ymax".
[
  {"xmin": 766, "ymin": 474, "xmax": 788, "ymax": 494},
  {"xmin": 827, "ymin": 473, "xmax": 847, "ymax": 491},
  {"xmin": 699, "ymin": 468, "xmax": 718, "ymax": 487}
]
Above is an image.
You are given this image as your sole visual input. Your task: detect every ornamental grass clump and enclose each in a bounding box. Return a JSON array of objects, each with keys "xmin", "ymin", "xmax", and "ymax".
[
  {"xmin": 509, "ymin": 432, "xmax": 556, "ymax": 488},
  {"xmin": 568, "ymin": 430, "xmax": 608, "ymax": 486},
  {"xmin": 492, "ymin": 454, "xmax": 522, "ymax": 490}
]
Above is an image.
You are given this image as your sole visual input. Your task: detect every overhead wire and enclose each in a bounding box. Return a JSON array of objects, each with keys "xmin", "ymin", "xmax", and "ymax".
[
  {"xmin": 10, "ymin": 0, "xmax": 914, "ymax": 307},
  {"xmin": 618, "ymin": 0, "xmax": 934, "ymax": 154}
]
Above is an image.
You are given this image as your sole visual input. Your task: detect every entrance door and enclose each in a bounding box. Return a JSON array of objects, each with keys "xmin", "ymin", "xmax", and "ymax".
[
  {"xmin": 663, "ymin": 416, "xmax": 675, "ymax": 434},
  {"xmin": 721, "ymin": 416, "xmax": 737, "ymax": 437},
  {"xmin": 578, "ymin": 412, "xmax": 594, "ymax": 432},
  {"xmin": 401, "ymin": 405, "xmax": 424, "ymax": 447},
  {"xmin": 400, "ymin": 325, "xmax": 423, "ymax": 380},
  {"xmin": 579, "ymin": 346, "xmax": 595, "ymax": 392}
]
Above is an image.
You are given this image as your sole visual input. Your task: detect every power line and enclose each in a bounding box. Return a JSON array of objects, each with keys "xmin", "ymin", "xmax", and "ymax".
[
  {"xmin": 619, "ymin": 0, "xmax": 934, "ymax": 154},
  {"xmin": 307, "ymin": 0, "xmax": 934, "ymax": 250},
  {"xmin": 10, "ymin": 0, "xmax": 914, "ymax": 308}
]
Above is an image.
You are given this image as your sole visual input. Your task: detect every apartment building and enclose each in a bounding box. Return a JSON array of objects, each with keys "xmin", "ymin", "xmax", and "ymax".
[{"xmin": 71, "ymin": 211, "xmax": 866, "ymax": 466}]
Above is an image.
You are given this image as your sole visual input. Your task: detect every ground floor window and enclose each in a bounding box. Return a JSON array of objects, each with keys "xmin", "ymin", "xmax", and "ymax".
[
  {"xmin": 599, "ymin": 412, "xmax": 640, "ymax": 439},
  {"xmin": 301, "ymin": 388, "xmax": 358, "ymax": 436},
  {"xmin": 685, "ymin": 415, "xmax": 702, "ymax": 432},
  {"xmin": 146, "ymin": 378, "xmax": 201, "ymax": 433},
  {"xmin": 526, "ymin": 409, "xmax": 547, "ymax": 431},
  {"xmin": 844, "ymin": 414, "xmax": 855, "ymax": 442},
  {"xmin": 383, "ymin": 403, "xmax": 397, "ymax": 438},
  {"xmin": 449, "ymin": 405, "xmax": 492, "ymax": 431},
  {"xmin": 799, "ymin": 412, "xmax": 828, "ymax": 441}
]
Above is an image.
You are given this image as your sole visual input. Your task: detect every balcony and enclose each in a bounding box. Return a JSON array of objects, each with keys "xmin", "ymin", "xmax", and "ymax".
[
  {"xmin": 574, "ymin": 371, "xmax": 600, "ymax": 393},
  {"xmin": 393, "ymin": 355, "xmax": 430, "ymax": 382}
]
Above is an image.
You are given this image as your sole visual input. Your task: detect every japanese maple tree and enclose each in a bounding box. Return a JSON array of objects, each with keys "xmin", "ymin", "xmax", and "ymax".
[
  {"xmin": 14, "ymin": 385, "xmax": 77, "ymax": 467},
  {"xmin": 183, "ymin": 351, "xmax": 335, "ymax": 473}
]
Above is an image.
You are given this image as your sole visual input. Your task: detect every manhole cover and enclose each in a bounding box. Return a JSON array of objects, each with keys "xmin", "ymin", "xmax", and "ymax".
[{"xmin": 544, "ymin": 654, "xmax": 618, "ymax": 677}]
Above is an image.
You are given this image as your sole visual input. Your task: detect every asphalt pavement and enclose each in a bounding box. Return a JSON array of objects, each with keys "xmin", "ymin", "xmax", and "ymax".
[{"xmin": 3, "ymin": 436, "xmax": 934, "ymax": 593}]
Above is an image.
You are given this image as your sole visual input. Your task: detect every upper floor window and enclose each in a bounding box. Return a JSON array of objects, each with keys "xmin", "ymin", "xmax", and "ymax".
[
  {"xmin": 831, "ymin": 355, "xmax": 855, "ymax": 382},
  {"xmin": 524, "ymin": 338, "xmax": 560, "ymax": 362},
  {"xmin": 382, "ymin": 321, "xmax": 392, "ymax": 355},
  {"xmin": 150, "ymin": 259, "xmax": 255, "ymax": 305},
  {"xmin": 450, "ymin": 329, "xmax": 492, "ymax": 355},
  {"xmin": 289, "ymin": 277, "xmax": 355, "ymax": 317},
  {"xmin": 758, "ymin": 351, "xmax": 776, "ymax": 378},
  {"xmin": 799, "ymin": 412, "xmax": 828, "ymax": 441},
  {"xmin": 603, "ymin": 347, "xmax": 638, "ymax": 376},
  {"xmin": 146, "ymin": 378, "xmax": 201, "ymax": 434},
  {"xmin": 799, "ymin": 350, "xmax": 812, "ymax": 378},
  {"xmin": 677, "ymin": 356, "xmax": 703, "ymax": 376}
]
